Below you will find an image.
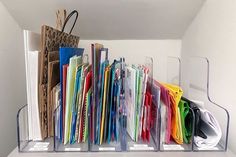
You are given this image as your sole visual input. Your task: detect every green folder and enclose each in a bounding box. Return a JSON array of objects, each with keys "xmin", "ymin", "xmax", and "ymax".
[
  {"xmin": 179, "ymin": 99, "xmax": 193, "ymax": 144},
  {"xmin": 83, "ymin": 88, "xmax": 91, "ymax": 142},
  {"xmin": 64, "ymin": 56, "xmax": 82, "ymax": 144},
  {"xmin": 132, "ymin": 65, "xmax": 140, "ymax": 142}
]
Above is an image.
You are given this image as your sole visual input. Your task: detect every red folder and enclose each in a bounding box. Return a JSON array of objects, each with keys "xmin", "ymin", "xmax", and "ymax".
[
  {"xmin": 142, "ymin": 93, "xmax": 152, "ymax": 142},
  {"xmin": 79, "ymin": 70, "xmax": 92, "ymax": 142},
  {"xmin": 154, "ymin": 80, "xmax": 172, "ymax": 144},
  {"xmin": 146, "ymin": 92, "xmax": 152, "ymax": 142},
  {"xmin": 91, "ymin": 44, "xmax": 94, "ymax": 143},
  {"xmin": 62, "ymin": 64, "xmax": 68, "ymax": 142},
  {"xmin": 141, "ymin": 94, "xmax": 148, "ymax": 141}
]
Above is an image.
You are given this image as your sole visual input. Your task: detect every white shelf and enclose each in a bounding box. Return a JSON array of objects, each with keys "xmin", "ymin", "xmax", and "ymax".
[{"xmin": 8, "ymin": 147, "xmax": 236, "ymax": 157}]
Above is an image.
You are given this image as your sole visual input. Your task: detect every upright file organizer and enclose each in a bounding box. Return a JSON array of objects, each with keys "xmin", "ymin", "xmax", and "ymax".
[
  {"xmin": 53, "ymin": 105, "xmax": 89, "ymax": 152},
  {"xmin": 159, "ymin": 57, "xmax": 195, "ymax": 152},
  {"xmin": 187, "ymin": 57, "xmax": 229, "ymax": 152},
  {"xmin": 17, "ymin": 105, "xmax": 54, "ymax": 152},
  {"xmin": 125, "ymin": 57, "xmax": 160, "ymax": 152},
  {"xmin": 16, "ymin": 54, "xmax": 230, "ymax": 153},
  {"xmin": 167, "ymin": 57, "xmax": 181, "ymax": 86},
  {"xmin": 89, "ymin": 55, "xmax": 125, "ymax": 152},
  {"xmin": 53, "ymin": 55, "xmax": 90, "ymax": 152}
]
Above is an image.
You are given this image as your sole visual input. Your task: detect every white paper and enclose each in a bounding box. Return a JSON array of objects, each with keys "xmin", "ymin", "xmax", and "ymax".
[
  {"xmin": 29, "ymin": 142, "xmax": 49, "ymax": 151},
  {"xmin": 24, "ymin": 30, "xmax": 41, "ymax": 141},
  {"xmin": 65, "ymin": 148, "xmax": 81, "ymax": 151},
  {"xmin": 194, "ymin": 108, "xmax": 222, "ymax": 149},
  {"xmin": 99, "ymin": 147, "xmax": 115, "ymax": 151},
  {"xmin": 130, "ymin": 146, "xmax": 154, "ymax": 150},
  {"xmin": 160, "ymin": 101, "xmax": 167, "ymax": 143},
  {"xmin": 197, "ymin": 146, "xmax": 219, "ymax": 150},
  {"xmin": 29, "ymin": 147, "xmax": 48, "ymax": 151},
  {"xmin": 163, "ymin": 144, "xmax": 184, "ymax": 150},
  {"xmin": 125, "ymin": 66, "xmax": 136, "ymax": 140},
  {"xmin": 133, "ymin": 144, "xmax": 148, "ymax": 147},
  {"xmin": 64, "ymin": 56, "xmax": 82, "ymax": 144},
  {"xmin": 34, "ymin": 142, "xmax": 50, "ymax": 147}
]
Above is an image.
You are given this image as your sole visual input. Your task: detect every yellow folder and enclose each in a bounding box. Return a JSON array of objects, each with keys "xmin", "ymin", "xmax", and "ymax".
[
  {"xmin": 100, "ymin": 66, "xmax": 110, "ymax": 144},
  {"xmin": 162, "ymin": 83, "xmax": 183, "ymax": 144}
]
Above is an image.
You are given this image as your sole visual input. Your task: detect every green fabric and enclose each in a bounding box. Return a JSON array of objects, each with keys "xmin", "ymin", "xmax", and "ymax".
[{"xmin": 179, "ymin": 99, "xmax": 192, "ymax": 144}]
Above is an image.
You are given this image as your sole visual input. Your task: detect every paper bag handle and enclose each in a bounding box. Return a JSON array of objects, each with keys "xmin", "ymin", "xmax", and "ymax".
[{"xmin": 61, "ymin": 10, "xmax": 78, "ymax": 34}]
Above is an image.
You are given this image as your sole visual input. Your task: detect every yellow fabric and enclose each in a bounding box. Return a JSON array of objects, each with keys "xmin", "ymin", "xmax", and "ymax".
[{"xmin": 162, "ymin": 83, "xmax": 183, "ymax": 144}]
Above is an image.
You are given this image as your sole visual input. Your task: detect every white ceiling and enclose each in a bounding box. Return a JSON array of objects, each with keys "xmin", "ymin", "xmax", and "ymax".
[{"xmin": 1, "ymin": 0, "xmax": 205, "ymax": 39}]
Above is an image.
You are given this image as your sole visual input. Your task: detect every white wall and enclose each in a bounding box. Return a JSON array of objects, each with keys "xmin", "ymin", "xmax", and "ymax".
[
  {"xmin": 79, "ymin": 40, "xmax": 182, "ymax": 82},
  {"xmin": 181, "ymin": 0, "xmax": 236, "ymax": 153},
  {"xmin": 0, "ymin": 2, "xmax": 26, "ymax": 157}
]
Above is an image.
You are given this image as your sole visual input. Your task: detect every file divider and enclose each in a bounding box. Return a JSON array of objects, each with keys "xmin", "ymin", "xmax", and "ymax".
[
  {"xmin": 187, "ymin": 57, "xmax": 230, "ymax": 152},
  {"xmin": 167, "ymin": 56, "xmax": 181, "ymax": 86},
  {"xmin": 159, "ymin": 57, "xmax": 195, "ymax": 152},
  {"xmin": 125, "ymin": 57, "xmax": 159, "ymax": 152},
  {"xmin": 89, "ymin": 57, "xmax": 124, "ymax": 152},
  {"xmin": 53, "ymin": 105, "xmax": 89, "ymax": 152},
  {"xmin": 88, "ymin": 100, "xmax": 123, "ymax": 152},
  {"xmin": 17, "ymin": 104, "xmax": 54, "ymax": 152}
]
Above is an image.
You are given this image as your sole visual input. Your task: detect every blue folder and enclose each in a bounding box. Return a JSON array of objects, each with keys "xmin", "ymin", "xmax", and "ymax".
[
  {"xmin": 107, "ymin": 61, "xmax": 116, "ymax": 143},
  {"xmin": 97, "ymin": 60, "xmax": 108, "ymax": 144},
  {"xmin": 70, "ymin": 67, "xmax": 82, "ymax": 144},
  {"xmin": 59, "ymin": 47, "xmax": 84, "ymax": 142}
]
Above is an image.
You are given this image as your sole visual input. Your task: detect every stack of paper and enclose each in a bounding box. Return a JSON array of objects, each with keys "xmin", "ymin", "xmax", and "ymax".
[
  {"xmin": 64, "ymin": 56, "xmax": 82, "ymax": 144},
  {"xmin": 52, "ymin": 84, "xmax": 61, "ymax": 138},
  {"xmin": 23, "ymin": 30, "xmax": 42, "ymax": 141},
  {"xmin": 89, "ymin": 44, "xmax": 125, "ymax": 145},
  {"xmin": 125, "ymin": 66, "xmax": 136, "ymax": 141},
  {"xmin": 125, "ymin": 65, "xmax": 150, "ymax": 142},
  {"xmin": 59, "ymin": 47, "xmax": 84, "ymax": 143}
]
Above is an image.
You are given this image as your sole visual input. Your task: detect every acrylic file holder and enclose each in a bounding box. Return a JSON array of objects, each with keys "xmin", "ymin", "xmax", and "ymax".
[
  {"xmin": 53, "ymin": 105, "xmax": 89, "ymax": 152},
  {"xmin": 53, "ymin": 54, "xmax": 90, "ymax": 152},
  {"xmin": 125, "ymin": 57, "xmax": 159, "ymax": 152},
  {"xmin": 187, "ymin": 57, "xmax": 229, "ymax": 152},
  {"xmin": 89, "ymin": 57, "xmax": 125, "ymax": 152},
  {"xmin": 16, "ymin": 56, "xmax": 230, "ymax": 153},
  {"xmin": 159, "ymin": 57, "xmax": 195, "ymax": 152},
  {"xmin": 17, "ymin": 104, "xmax": 54, "ymax": 152},
  {"xmin": 167, "ymin": 56, "xmax": 181, "ymax": 86}
]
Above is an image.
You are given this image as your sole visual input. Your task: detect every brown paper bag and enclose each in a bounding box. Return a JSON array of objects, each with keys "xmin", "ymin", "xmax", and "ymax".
[{"xmin": 39, "ymin": 24, "xmax": 79, "ymax": 139}]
